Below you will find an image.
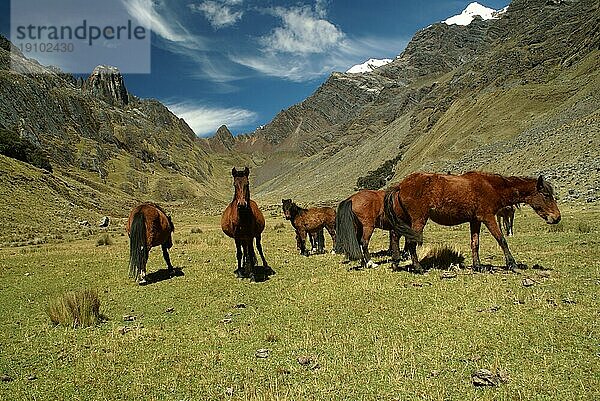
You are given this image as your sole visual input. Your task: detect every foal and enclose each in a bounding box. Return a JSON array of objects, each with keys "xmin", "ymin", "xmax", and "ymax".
[{"xmin": 282, "ymin": 199, "xmax": 336, "ymax": 256}]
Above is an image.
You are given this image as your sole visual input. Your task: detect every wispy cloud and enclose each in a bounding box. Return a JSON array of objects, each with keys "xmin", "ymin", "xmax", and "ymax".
[
  {"xmin": 124, "ymin": 0, "xmax": 408, "ymax": 84},
  {"xmin": 165, "ymin": 101, "xmax": 257, "ymax": 136},
  {"xmin": 122, "ymin": 0, "xmax": 192, "ymax": 43},
  {"xmin": 189, "ymin": 1, "xmax": 244, "ymax": 29},
  {"xmin": 229, "ymin": 3, "xmax": 407, "ymax": 82}
]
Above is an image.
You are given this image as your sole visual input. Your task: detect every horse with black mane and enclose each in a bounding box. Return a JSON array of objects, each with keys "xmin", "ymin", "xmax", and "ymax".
[
  {"xmin": 384, "ymin": 171, "xmax": 561, "ymax": 273},
  {"xmin": 282, "ymin": 199, "xmax": 336, "ymax": 256},
  {"xmin": 221, "ymin": 167, "xmax": 274, "ymax": 280},
  {"xmin": 334, "ymin": 189, "xmax": 412, "ymax": 268},
  {"xmin": 126, "ymin": 202, "xmax": 175, "ymax": 285}
]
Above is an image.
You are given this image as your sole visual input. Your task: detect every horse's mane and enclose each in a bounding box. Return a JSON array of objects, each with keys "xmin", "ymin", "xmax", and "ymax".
[
  {"xmin": 290, "ymin": 201, "xmax": 308, "ymax": 215},
  {"xmin": 464, "ymin": 171, "xmax": 554, "ymax": 196}
]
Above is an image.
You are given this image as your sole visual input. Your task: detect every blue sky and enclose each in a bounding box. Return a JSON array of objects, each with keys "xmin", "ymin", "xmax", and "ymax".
[{"xmin": 0, "ymin": 0, "xmax": 509, "ymax": 137}]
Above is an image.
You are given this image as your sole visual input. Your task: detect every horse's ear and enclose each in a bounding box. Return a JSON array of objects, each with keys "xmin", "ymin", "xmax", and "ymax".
[
  {"xmin": 537, "ymin": 175, "xmax": 544, "ymax": 191},
  {"xmin": 232, "ymin": 167, "xmax": 237, "ymax": 176},
  {"xmin": 244, "ymin": 166, "xmax": 249, "ymax": 176}
]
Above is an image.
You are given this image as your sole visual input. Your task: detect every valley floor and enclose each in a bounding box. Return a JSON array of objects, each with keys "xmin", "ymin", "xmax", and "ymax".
[{"xmin": 0, "ymin": 205, "xmax": 598, "ymax": 400}]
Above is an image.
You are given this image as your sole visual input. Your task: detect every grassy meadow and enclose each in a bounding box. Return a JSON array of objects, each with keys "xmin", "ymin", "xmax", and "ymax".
[{"xmin": 0, "ymin": 204, "xmax": 599, "ymax": 400}]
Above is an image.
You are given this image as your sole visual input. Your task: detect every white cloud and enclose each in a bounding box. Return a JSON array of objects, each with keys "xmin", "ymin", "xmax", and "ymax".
[
  {"xmin": 190, "ymin": 1, "xmax": 244, "ymax": 29},
  {"xmin": 122, "ymin": 0, "xmax": 191, "ymax": 43},
  {"xmin": 261, "ymin": 6, "xmax": 344, "ymax": 54},
  {"xmin": 165, "ymin": 101, "xmax": 257, "ymax": 136}
]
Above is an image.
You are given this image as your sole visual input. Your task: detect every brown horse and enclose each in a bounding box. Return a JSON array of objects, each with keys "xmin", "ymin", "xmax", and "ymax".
[
  {"xmin": 496, "ymin": 205, "xmax": 518, "ymax": 236},
  {"xmin": 384, "ymin": 171, "xmax": 561, "ymax": 273},
  {"xmin": 334, "ymin": 189, "xmax": 413, "ymax": 268},
  {"xmin": 221, "ymin": 167, "xmax": 274, "ymax": 280},
  {"xmin": 282, "ymin": 199, "xmax": 336, "ymax": 256},
  {"xmin": 126, "ymin": 203, "xmax": 175, "ymax": 285}
]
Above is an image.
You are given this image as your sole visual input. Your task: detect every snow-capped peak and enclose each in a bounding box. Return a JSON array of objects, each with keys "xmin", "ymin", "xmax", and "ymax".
[
  {"xmin": 346, "ymin": 58, "xmax": 393, "ymax": 74},
  {"xmin": 443, "ymin": 2, "xmax": 505, "ymax": 26}
]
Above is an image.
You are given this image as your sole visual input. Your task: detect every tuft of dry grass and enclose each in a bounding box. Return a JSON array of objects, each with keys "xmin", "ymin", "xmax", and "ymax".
[
  {"xmin": 190, "ymin": 227, "xmax": 203, "ymax": 234},
  {"xmin": 96, "ymin": 233, "xmax": 113, "ymax": 246},
  {"xmin": 418, "ymin": 244, "xmax": 465, "ymax": 269},
  {"xmin": 46, "ymin": 289, "xmax": 101, "ymax": 328},
  {"xmin": 272, "ymin": 222, "xmax": 286, "ymax": 231}
]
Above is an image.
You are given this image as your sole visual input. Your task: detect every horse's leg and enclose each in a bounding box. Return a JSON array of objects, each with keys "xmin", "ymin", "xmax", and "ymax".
[
  {"xmin": 234, "ymin": 238, "xmax": 244, "ymax": 278},
  {"xmin": 361, "ymin": 225, "xmax": 376, "ymax": 268},
  {"xmin": 241, "ymin": 239, "xmax": 253, "ymax": 278},
  {"xmin": 407, "ymin": 220, "xmax": 426, "ymax": 274},
  {"xmin": 316, "ymin": 229, "xmax": 325, "ymax": 254},
  {"xmin": 482, "ymin": 218, "xmax": 517, "ymax": 271},
  {"xmin": 469, "ymin": 221, "xmax": 484, "ymax": 272},
  {"xmin": 508, "ymin": 213, "xmax": 514, "ymax": 236},
  {"xmin": 256, "ymin": 235, "xmax": 274, "ymax": 276},
  {"xmin": 496, "ymin": 215, "xmax": 503, "ymax": 235},
  {"xmin": 297, "ymin": 229, "xmax": 309, "ymax": 256},
  {"xmin": 388, "ymin": 230, "xmax": 401, "ymax": 270},
  {"xmin": 325, "ymin": 224, "xmax": 336, "ymax": 254},
  {"xmin": 309, "ymin": 232, "xmax": 317, "ymax": 253},
  {"xmin": 161, "ymin": 243, "xmax": 173, "ymax": 273}
]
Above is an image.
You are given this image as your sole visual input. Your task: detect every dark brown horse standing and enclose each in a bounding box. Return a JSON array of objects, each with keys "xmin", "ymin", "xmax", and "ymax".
[
  {"xmin": 126, "ymin": 203, "xmax": 175, "ymax": 285},
  {"xmin": 385, "ymin": 171, "xmax": 561, "ymax": 273},
  {"xmin": 282, "ymin": 199, "xmax": 336, "ymax": 256},
  {"xmin": 334, "ymin": 189, "xmax": 413, "ymax": 268},
  {"xmin": 221, "ymin": 167, "xmax": 274, "ymax": 280},
  {"xmin": 496, "ymin": 205, "xmax": 517, "ymax": 236}
]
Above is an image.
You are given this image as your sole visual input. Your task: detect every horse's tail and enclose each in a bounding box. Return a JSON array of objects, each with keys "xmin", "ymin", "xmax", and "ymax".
[
  {"xmin": 334, "ymin": 198, "xmax": 362, "ymax": 260},
  {"xmin": 129, "ymin": 211, "xmax": 149, "ymax": 281},
  {"xmin": 384, "ymin": 187, "xmax": 423, "ymax": 244}
]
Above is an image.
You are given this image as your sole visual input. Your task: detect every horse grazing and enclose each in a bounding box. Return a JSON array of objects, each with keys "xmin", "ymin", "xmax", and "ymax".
[
  {"xmin": 496, "ymin": 205, "xmax": 518, "ymax": 236},
  {"xmin": 126, "ymin": 203, "xmax": 175, "ymax": 285},
  {"xmin": 384, "ymin": 171, "xmax": 561, "ymax": 273},
  {"xmin": 221, "ymin": 167, "xmax": 274, "ymax": 280},
  {"xmin": 334, "ymin": 190, "xmax": 415, "ymax": 268},
  {"xmin": 282, "ymin": 199, "xmax": 336, "ymax": 256}
]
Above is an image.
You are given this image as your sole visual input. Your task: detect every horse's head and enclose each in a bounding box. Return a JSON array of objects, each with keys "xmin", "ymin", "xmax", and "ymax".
[
  {"xmin": 528, "ymin": 176, "xmax": 561, "ymax": 224},
  {"xmin": 282, "ymin": 199, "xmax": 294, "ymax": 220},
  {"xmin": 232, "ymin": 167, "xmax": 250, "ymax": 209}
]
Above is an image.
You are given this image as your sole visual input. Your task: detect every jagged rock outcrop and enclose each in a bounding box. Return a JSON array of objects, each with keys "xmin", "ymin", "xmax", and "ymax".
[
  {"xmin": 0, "ymin": 37, "xmax": 215, "ymax": 201},
  {"xmin": 207, "ymin": 125, "xmax": 236, "ymax": 152},
  {"xmin": 83, "ymin": 65, "xmax": 129, "ymax": 107}
]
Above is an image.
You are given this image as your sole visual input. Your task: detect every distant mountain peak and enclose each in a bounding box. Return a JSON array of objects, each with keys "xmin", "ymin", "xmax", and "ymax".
[
  {"xmin": 346, "ymin": 58, "xmax": 393, "ymax": 74},
  {"xmin": 443, "ymin": 2, "xmax": 506, "ymax": 26}
]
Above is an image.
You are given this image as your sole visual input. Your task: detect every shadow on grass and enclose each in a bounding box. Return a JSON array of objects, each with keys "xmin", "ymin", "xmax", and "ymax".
[{"xmin": 143, "ymin": 267, "xmax": 185, "ymax": 285}]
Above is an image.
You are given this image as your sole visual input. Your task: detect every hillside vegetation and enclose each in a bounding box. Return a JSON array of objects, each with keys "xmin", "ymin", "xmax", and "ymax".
[{"xmin": 210, "ymin": 0, "xmax": 599, "ymax": 206}]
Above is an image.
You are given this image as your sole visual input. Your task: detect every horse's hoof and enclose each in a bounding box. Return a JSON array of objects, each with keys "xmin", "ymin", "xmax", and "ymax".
[
  {"xmin": 138, "ymin": 278, "xmax": 148, "ymax": 286},
  {"xmin": 366, "ymin": 260, "xmax": 379, "ymax": 269},
  {"xmin": 411, "ymin": 265, "xmax": 424, "ymax": 274},
  {"xmin": 234, "ymin": 269, "xmax": 245, "ymax": 278}
]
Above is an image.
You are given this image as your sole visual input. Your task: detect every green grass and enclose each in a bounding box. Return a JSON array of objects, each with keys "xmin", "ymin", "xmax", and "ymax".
[{"xmin": 0, "ymin": 205, "xmax": 598, "ymax": 400}]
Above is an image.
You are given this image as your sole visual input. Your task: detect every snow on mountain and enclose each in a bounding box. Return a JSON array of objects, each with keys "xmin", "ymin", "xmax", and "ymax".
[
  {"xmin": 346, "ymin": 3, "xmax": 507, "ymax": 74},
  {"xmin": 443, "ymin": 2, "xmax": 505, "ymax": 26},
  {"xmin": 346, "ymin": 58, "xmax": 393, "ymax": 74}
]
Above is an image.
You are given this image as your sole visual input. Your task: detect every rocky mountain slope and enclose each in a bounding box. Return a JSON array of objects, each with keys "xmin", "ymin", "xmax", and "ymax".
[
  {"xmin": 212, "ymin": 0, "xmax": 599, "ymax": 205},
  {"xmin": 0, "ymin": 36, "xmax": 249, "ymax": 243}
]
